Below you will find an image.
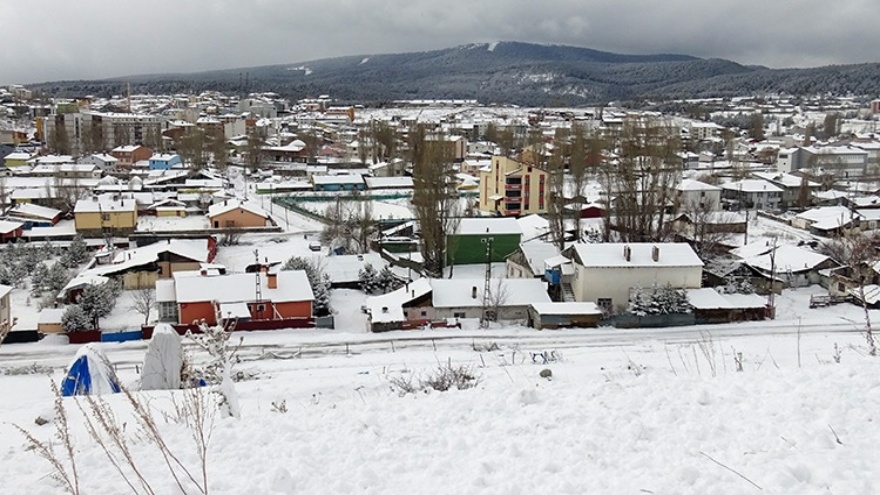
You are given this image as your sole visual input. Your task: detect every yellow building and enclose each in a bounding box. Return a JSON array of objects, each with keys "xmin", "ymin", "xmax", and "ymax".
[
  {"xmin": 479, "ymin": 156, "xmax": 549, "ymax": 216},
  {"xmin": 74, "ymin": 196, "xmax": 138, "ymax": 237},
  {"xmin": 3, "ymin": 151, "xmax": 35, "ymax": 168}
]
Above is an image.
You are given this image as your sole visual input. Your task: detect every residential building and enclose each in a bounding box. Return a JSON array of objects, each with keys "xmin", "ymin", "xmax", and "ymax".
[
  {"xmin": 447, "ymin": 217, "xmax": 522, "ymax": 265},
  {"xmin": 778, "ymin": 145, "xmax": 869, "ymax": 178},
  {"xmin": 73, "ymin": 195, "xmax": 138, "ymax": 237},
  {"xmin": 80, "ymin": 153, "xmax": 119, "ymax": 173},
  {"xmin": 148, "ymin": 153, "xmax": 182, "ymax": 170},
  {"xmin": 720, "ymin": 180, "xmax": 783, "ymax": 211},
  {"xmin": 111, "ymin": 145, "xmax": 153, "ymax": 170},
  {"xmin": 563, "ymin": 243, "xmax": 704, "ymax": 314},
  {"xmin": 479, "ymin": 156, "xmax": 549, "ymax": 216},
  {"xmin": 207, "ymin": 199, "xmax": 272, "ymax": 229},
  {"xmin": 675, "ymin": 179, "xmax": 722, "ymax": 212},
  {"xmin": 156, "ymin": 269, "xmax": 313, "ymax": 326},
  {"xmin": 365, "ymin": 277, "xmax": 550, "ymax": 331},
  {"xmin": 751, "ymin": 172, "xmax": 820, "ymax": 210}
]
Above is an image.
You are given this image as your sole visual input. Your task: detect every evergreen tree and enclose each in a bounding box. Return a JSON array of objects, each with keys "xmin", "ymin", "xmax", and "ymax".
[
  {"xmin": 62, "ymin": 235, "xmax": 89, "ymax": 267},
  {"xmin": 358, "ymin": 263, "xmax": 379, "ymax": 294},
  {"xmin": 77, "ymin": 281, "xmax": 119, "ymax": 330},
  {"xmin": 376, "ymin": 266, "xmax": 401, "ymax": 294},
  {"xmin": 61, "ymin": 304, "xmax": 92, "ymax": 332},
  {"xmin": 282, "ymin": 256, "xmax": 332, "ymax": 316}
]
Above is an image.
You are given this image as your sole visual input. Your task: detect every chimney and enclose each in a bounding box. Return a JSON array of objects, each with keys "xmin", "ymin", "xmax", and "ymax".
[
  {"xmin": 200, "ymin": 268, "xmax": 207, "ymax": 276},
  {"xmin": 652, "ymin": 245, "xmax": 660, "ymax": 262},
  {"xmin": 471, "ymin": 286, "xmax": 478, "ymax": 299},
  {"xmin": 624, "ymin": 245, "xmax": 631, "ymax": 262},
  {"xmin": 381, "ymin": 306, "xmax": 389, "ymax": 313},
  {"xmin": 267, "ymin": 272, "xmax": 277, "ymax": 289}
]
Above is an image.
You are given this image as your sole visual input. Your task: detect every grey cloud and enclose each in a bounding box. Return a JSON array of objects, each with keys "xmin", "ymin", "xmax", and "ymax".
[{"xmin": 3, "ymin": 0, "xmax": 880, "ymax": 85}]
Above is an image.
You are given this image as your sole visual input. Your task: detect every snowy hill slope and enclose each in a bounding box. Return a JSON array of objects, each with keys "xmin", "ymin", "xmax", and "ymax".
[{"xmin": 0, "ymin": 322, "xmax": 877, "ymax": 494}]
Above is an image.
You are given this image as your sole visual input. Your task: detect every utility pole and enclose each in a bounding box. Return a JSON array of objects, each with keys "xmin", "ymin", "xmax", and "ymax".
[{"xmin": 480, "ymin": 237, "xmax": 493, "ymax": 328}]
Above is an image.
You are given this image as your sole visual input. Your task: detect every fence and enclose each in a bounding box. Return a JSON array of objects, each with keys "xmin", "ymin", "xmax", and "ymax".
[
  {"xmin": 101, "ymin": 330, "xmax": 144, "ymax": 343},
  {"xmin": 604, "ymin": 313, "xmax": 696, "ymax": 329}
]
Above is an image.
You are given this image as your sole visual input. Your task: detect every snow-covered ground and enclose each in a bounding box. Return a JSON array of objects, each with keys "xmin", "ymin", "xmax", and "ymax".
[{"xmin": 0, "ymin": 313, "xmax": 878, "ymax": 494}]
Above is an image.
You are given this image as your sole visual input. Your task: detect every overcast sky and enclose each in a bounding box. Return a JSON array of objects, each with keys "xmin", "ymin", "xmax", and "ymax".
[{"xmin": 2, "ymin": 0, "xmax": 878, "ymax": 85}]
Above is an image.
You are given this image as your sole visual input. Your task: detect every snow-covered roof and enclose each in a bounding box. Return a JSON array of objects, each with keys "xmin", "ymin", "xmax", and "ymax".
[
  {"xmin": 529, "ymin": 302, "xmax": 602, "ymax": 315},
  {"xmin": 73, "ymin": 196, "xmax": 137, "ymax": 213},
  {"xmin": 720, "ymin": 180, "xmax": 783, "ymax": 194},
  {"xmin": 752, "ymin": 172, "xmax": 819, "ymax": 189},
  {"xmin": 569, "ymin": 243, "xmax": 703, "ymax": 268},
  {"xmin": 37, "ymin": 308, "xmax": 65, "ymax": 324},
  {"xmin": 156, "ymin": 279, "xmax": 176, "ymax": 303},
  {"xmin": 0, "ymin": 219, "xmax": 23, "ymax": 234},
  {"xmin": 366, "ymin": 278, "xmax": 432, "ymax": 324},
  {"xmin": 311, "ymin": 174, "xmax": 364, "ymax": 185},
  {"xmin": 686, "ymin": 288, "xmax": 765, "ymax": 310},
  {"xmin": 173, "ymin": 270, "xmax": 314, "ymax": 304},
  {"xmin": 677, "ymin": 179, "xmax": 721, "ymax": 192},
  {"xmin": 363, "ymin": 176, "xmax": 413, "ymax": 189},
  {"xmin": 795, "ymin": 206, "xmax": 857, "ymax": 230},
  {"xmin": 743, "ymin": 245, "xmax": 831, "ymax": 274},
  {"xmin": 456, "ymin": 217, "xmax": 521, "ymax": 236},
  {"xmin": 206, "ymin": 199, "xmax": 270, "ymax": 219},
  {"xmin": 0, "ymin": 283, "xmax": 11, "ymax": 299},
  {"xmin": 514, "ymin": 241, "xmax": 560, "ymax": 276},
  {"xmin": 431, "ymin": 278, "xmax": 550, "ymax": 308},
  {"xmin": 8, "ymin": 203, "xmax": 61, "ymax": 220},
  {"xmin": 516, "ymin": 214, "xmax": 550, "ymax": 241}
]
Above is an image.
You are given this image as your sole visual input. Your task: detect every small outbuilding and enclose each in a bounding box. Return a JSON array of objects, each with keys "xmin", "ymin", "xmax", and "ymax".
[{"xmin": 528, "ymin": 302, "xmax": 603, "ymax": 329}]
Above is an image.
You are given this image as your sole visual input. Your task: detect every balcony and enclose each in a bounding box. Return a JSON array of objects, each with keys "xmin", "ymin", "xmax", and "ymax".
[{"xmin": 505, "ymin": 184, "xmax": 522, "ymax": 191}]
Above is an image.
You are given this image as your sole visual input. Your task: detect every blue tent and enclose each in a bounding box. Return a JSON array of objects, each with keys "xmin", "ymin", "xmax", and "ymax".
[{"xmin": 61, "ymin": 344, "xmax": 122, "ymax": 397}]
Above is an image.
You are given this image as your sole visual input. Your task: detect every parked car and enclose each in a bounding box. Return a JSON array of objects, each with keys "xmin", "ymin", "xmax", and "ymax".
[{"xmin": 309, "ymin": 241, "xmax": 322, "ymax": 252}]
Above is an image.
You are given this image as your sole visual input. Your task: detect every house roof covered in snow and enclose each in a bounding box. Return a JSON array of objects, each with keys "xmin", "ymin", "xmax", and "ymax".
[
  {"xmin": 529, "ymin": 302, "xmax": 602, "ymax": 315},
  {"xmin": 173, "ymin": 270, "xmax": 313, "ymax": 304},
  {"xmin": 431, "ymin": 278, "xmax": 550, "ymax": 308},
  {"xmin": 455, "ymin": 217, "xmax": 521, "ymax": 236},
  {"xmin": 513, "ymin": 240, "xmax": 560, "ymax": 276},
  {"xmin": 686, "ymin": 288, "xmax": 766, "ymax": 310},
  {"xmin": 743, "ymin": 245, "xmax": 831, "ymax": 274},
  {"xmin": 568, "ymin": 243, "xmax": 703, "ymax": 269},
  {"xmin": 677, "ymin": 179, "xmax": 721, "ymax": 192},
  {"xmin": 365, "ymin": 278, "xmax": 432, "ymax": 324},
  {"xmin": 206, "ymin": 199, "xmax": 270, "ymax": 219},
  {"xmin": 720, "ymin": 180, "xmax": 783, "ymax": 194}
]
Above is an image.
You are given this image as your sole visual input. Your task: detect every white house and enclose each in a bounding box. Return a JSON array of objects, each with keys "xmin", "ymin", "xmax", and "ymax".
[
  {"xmin": 720, "ymin": 179, "xmax": 783, "ymax": 211},
  {"xmin": 675, "ymin": 179, "xmax": 722, "ymax": 212},
  {"xmin": 563, "ymin": 243, "xmax": 704, "ymax": 313}
]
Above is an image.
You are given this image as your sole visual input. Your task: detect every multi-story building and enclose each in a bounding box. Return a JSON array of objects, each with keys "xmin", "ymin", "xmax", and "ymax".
[
  {"xmin": 42, "ymin": 112, "xmax": 163, "ymax": 156},
  {"xmin": 479, "ymin": 156, "xmax": 549, "ymax": 216}
]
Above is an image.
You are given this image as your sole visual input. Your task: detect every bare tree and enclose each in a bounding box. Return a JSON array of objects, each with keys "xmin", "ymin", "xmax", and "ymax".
[
  {"xmin": 243, "ymin": 132, "xmax": 264, "ymax": 172},
  {"xmin": 319, "ymin": 193, "xmax": 376, "ymax": 254},
  {"xmin": 679, "ymin": 198, "xmax": 735, "ymax": 258},
  {"xmin": 410, "ymin": 125, "xmax": 461, "ymax": 276},
  {"xmin": 819, "ymin": 233, "xmax": 878, "ymax": 355},
  {"xmin": 598, "ymin": 116, "xmax": 680, "ymax": 242},
  {"xmin": 481, "ymin": 277, "xmax": 509, "ymax": 325},
  {"xmin": 131, "ymin": 287, "xmax": 156, "ymax": 326}
]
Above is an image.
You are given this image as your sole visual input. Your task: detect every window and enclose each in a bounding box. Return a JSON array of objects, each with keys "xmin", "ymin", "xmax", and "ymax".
[
  {"xmin": 420, "ymin": 310, "xmax": 427, "ymax": 317},
  {"xmin": 453, "ymin": 312, "xmax": 466, "ymax": 318},
  {"xmin": 597, "ymin": 298, "xmax": 613, "ymax": 314},
  {"xmin": 838, "ymin": 283, "xmax": 845, "ymax": 292},
  {"xmin": 101, "ymin": 213, "xmax": 111, "ymax": 221}
]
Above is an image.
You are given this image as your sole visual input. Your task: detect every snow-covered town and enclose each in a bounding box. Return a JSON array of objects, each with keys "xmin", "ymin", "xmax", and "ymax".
[{"xmin": 3, "ymin": 84, "xmax": 880, "ymax": 492}]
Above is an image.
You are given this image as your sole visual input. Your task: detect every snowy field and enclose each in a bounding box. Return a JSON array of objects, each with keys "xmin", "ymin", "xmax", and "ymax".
[{"xmin": 1, "ymin": 299, "xmax": 880, "ymax": 493}]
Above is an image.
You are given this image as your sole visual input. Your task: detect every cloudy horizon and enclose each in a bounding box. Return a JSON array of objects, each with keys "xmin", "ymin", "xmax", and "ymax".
[{"xmin": 3, "ymin": 0, "xmax": 878, "ymax": 85}]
